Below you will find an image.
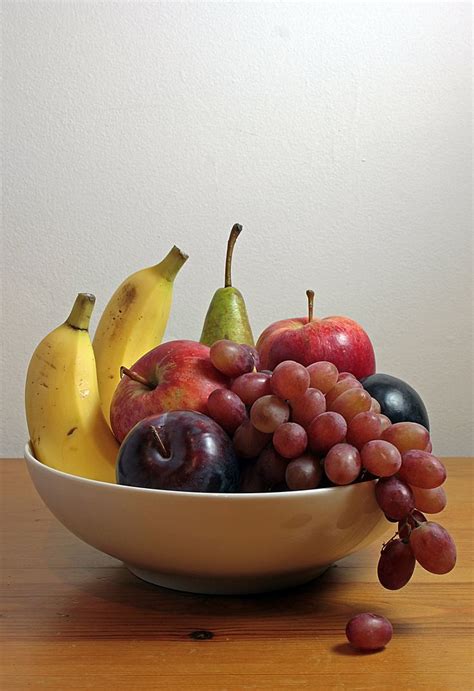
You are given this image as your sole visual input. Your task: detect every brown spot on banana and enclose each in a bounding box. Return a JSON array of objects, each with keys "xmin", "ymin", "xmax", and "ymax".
[{"xmin": 106, "ymin": 283, "xmax": 137, "ymax": 339}]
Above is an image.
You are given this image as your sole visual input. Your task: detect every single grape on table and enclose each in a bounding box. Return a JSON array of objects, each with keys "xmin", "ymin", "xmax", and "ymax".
[{"xmin": 345, "ymin": 613, "xmax": 393, "ymax": 650}]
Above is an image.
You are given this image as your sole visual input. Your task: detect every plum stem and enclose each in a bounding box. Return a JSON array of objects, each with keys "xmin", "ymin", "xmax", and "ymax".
[
  {"xmin": 150, "ymin": 426, "xmax": 170, "ymax": 458},
  {"xmin": 225, "ymin": 223, "xmax": 242, "ymax": 288},
  {"xmin": 306, "ymin": 289, "xmax": 315, "ymax": 322},
  {"xmin": 120, "ymin": 366, "xmax": 153, "ymax": 389}
]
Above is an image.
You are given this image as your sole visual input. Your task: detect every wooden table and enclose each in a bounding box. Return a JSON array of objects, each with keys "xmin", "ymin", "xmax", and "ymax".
[{"xmin": 1, "ymin": 458, "xmax": 473, "ymax": 690}]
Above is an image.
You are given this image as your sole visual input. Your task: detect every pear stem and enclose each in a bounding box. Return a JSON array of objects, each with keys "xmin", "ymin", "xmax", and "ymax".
[
  {"xmin": 306, "ymin": 289, "xmax": 315, "ymax": 322},
  {"xmin": 224, "ymin": 223, "xmax": 243, "ymax": 288},
  {"xmin": 120, "ymin": 366, "xmax": 153, "ymax": 389},
  {"xmin": 150, "ymin": 426, "xmax": 170, "ymax": 458}
]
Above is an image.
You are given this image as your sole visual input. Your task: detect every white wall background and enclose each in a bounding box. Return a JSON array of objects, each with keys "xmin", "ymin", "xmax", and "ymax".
[{"xmin": 2, "ymin": 1, "xmax": 472, "ymax": 456}]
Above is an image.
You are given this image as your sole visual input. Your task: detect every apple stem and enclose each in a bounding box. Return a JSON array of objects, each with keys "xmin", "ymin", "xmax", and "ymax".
[
  {"xmin": 306, "ymin": 289, "xmax": 315, "ymax": 322},
  {"xmin": 120, "ymin": 366, "xmax": 153, "ymax": 389},
  {"xmin": 224, "ymin": 223, "xmax": 243, "ymax": 288},
  {"xmin": 150, "ymin": 426, "xmax": 170, "ymax": 458}
]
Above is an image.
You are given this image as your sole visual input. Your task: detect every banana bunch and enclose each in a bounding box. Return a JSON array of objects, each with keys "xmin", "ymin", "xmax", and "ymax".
[
  {"xmin": 25, "ymin": 293, "xmax": 119, "ymax": 483},
  {"xmin": 25, "ymin": 246, "xmax": 188, "ymax": 482},
  {"xmin": 93, "ymin": 245, "xmax": 188, "ymax": 426}
]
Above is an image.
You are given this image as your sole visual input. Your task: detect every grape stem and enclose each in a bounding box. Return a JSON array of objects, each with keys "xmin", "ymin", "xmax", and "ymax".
[
  {"xmin": 381, "ymin": 533, "xmax": 399, "ymax": 551},
  {"xmin": 306, "ymin": 289, "xmax": 315, "ymax": 322},
  {"xmin": 409, "ymin": 510, "xmax": 424, "ymax": 529},
  {"xmin": 120, "ymin": 366, "xmax": 154, "ymax": 389},
  {"xmin": 225, "ymin": 223, "xmax": 243, "ymax": 288}
]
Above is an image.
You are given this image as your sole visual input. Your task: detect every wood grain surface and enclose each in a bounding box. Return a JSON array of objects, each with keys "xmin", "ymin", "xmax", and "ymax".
[{"xmin": 1, "ymin": 458, "xmax": 473, "ymax": 690}]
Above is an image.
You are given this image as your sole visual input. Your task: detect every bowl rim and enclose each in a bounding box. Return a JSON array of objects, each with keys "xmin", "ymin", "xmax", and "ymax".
[{"xmin": 24, "ymin": 441, "xmax": 376, "ymax": 501}]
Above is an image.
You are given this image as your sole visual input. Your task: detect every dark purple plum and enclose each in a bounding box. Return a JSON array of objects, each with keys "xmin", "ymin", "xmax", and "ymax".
[
  {"xmin": 117, "ymin": 411, "xmax": 240, "ymax": 493},
  {"xmin": 361, "ymin": 373, "xmax": 430, "ymax": 430}
]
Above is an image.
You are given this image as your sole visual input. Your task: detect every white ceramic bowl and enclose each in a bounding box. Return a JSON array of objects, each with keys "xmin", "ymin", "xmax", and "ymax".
[{"xmin": 24, "ymin": 443, "xmax": 388, "ymax": 595}]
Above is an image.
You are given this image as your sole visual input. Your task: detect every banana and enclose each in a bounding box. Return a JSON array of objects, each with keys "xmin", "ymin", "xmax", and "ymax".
[
  {"xmin": 93, "ymin": 245, "xmax": 188, "ymax": 426},
  {"xmin": 25, "ymin": 293, "xmax": 119, "ymax": 483}
]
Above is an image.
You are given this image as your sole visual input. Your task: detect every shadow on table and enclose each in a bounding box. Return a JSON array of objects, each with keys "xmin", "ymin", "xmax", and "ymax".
[{"xmin": 37, "ymin": 519, "xmax": 384, "ymax": 644}]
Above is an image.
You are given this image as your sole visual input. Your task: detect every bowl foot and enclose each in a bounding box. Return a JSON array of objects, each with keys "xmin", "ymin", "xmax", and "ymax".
[{"xmin": 126, "ymin": 564, "xmax": 329, "ymax": 595}]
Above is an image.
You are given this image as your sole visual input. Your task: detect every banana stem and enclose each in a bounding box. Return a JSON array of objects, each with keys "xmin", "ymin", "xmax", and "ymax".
[
  {"xmin": 224, "ymin": 224, "xmax": 243, "ymax": 288},
  {"xmin": 120, "ymin": 366, "xmax": 154, "ymax": 389},
  {"xmin": 66, "ymin": 293, "xmax": 96, "ymax": 331},
  {"xmin": 306, "ymin": 290, "xmax": 315, "ymax": 322},
  {"xmin": 158, "ymin": 246, "xmax": 189, "ymax": 282}
]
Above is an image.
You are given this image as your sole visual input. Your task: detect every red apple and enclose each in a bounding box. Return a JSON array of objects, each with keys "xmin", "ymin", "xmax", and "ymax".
[
  {"xmin": 257, "ymin": 291, "xmax": 375, "ymax": 379},
  {"xmin": 110, "ymin": 340, "xmax": 229, "ymax": 442}
]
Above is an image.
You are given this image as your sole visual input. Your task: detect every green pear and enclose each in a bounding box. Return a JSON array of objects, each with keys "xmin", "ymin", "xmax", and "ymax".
[{"xmin": 200, "ymin": 224, "xmax": 254, "ymax": 346}]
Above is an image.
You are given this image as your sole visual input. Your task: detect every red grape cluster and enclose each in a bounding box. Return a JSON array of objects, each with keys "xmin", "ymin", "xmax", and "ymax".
[
  {"xmin": 208, "ymin": 340, "xmax": 390, "ymax": 493},
  {"xmin": 207, "ymin": 338, "xmax": 457, "ymax": 630}
]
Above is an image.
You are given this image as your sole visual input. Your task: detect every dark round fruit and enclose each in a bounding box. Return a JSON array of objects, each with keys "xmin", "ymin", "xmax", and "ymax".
[
  {"xmin": 117, "ymin": 411, "xmax": 240, "ymax": 493},
  {"xmin": 360, "ymin": 373, "xmax": 429, "ymax": 431}
]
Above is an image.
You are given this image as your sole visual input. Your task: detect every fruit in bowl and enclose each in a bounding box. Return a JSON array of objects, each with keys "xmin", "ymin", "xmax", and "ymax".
[
  {"xmin": 257, "ymin": 289, "xmax": 376, "ymax": 378},
  {"xmin": 361, "ymin": 373, "xmax": 430, "ymax": 430},
  {"xmin": 93, "ymin": 245, "xmax": 189, "ymax": 426},
  {"xmin": 24, "ymin": 441, "xmax": 388, "ymax": 594},
  {"xmin": 117, "ymin": 410, "xmax": 240, "ymax": 492},
  {"xmin": 110, "ymin": 340, "xmax": 229, "ymax": 442},
  {"xmin": 200, "ymin": 223, "xmax": 255, "ymax": 347},
  {"xmin": 24, "ymin": 293, "xmax": 118, "ymax": 483},
  {"xmin": 23, "ymin": 229, "xmax": 457, "ymax": 631}
]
